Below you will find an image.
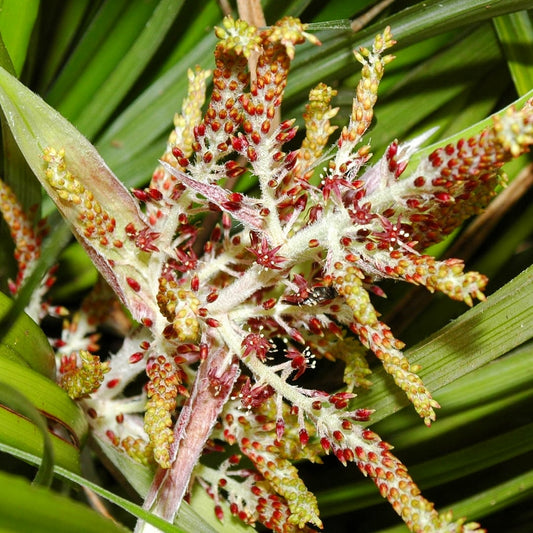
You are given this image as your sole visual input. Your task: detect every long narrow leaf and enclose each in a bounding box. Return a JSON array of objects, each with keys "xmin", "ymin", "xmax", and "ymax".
[
  {"xmin": 96, "ymin": 31, "xmax": 218, "ymax": 168},
  {"xmin": 45, "ymin": 0, "xmax": 149, "ymax": 122},
  {"xmin": 0, "ymin": 0, "xmax": 40, "ymax": 76},
  {"xmin": 0, "ymin": 291, "xmax": 56, "ymax": 378},
  {"xmin": 493, "ymin": 10, "xmax": 533, "ymax": 96},
  {"xmin": 0, "ymin": 469, "xmax": 130, "ymax": 533},
  {"xmin": 355, "ymin": 264, "xmax": 533, "ymax": 422},
  {"xmin": 0, "ymin": 356, "xmax": 87, "ymax": 446},
  {"xmin": 35, "ymin": 0, "xmax": 92, "ymax": 92},
  {"xmin": 377, "ymin": 469, "xmax": 533, "ymax": 532},
  {"xmin": 74, "ymin": 0, "xmax": 187, "ymax": 139},
  {"xmin": 0, "ymin": 383, "xmax": 54, "ymax": 486},
  {"xmin": 0, "ymin": 443, "xmax": 220, "ymax": 533},
  {"xmin": 286, "ymin": 0, "xmax": 533, "ymax": 102}
]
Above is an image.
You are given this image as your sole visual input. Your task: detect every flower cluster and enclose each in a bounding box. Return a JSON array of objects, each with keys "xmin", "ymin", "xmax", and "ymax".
[{"xmin": 2, "ymin": 14, "xmax": 533, "ymax": 533}]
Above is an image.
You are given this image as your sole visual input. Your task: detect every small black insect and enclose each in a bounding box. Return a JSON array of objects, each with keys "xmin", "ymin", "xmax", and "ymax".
[{"xmin": 299, "ymin": 285, "xmax": 338, "ymax": 306}]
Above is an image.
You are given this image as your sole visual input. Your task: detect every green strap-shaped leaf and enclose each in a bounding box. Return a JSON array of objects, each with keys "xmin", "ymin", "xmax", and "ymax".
[
  {"xmin": 0, "ymin": 356, "xmax": 88, "ymax": 447},
  {"xmin": 356, "ymin": 264, "xmax": 533, "ymax": 422},
  {"xmin": 35, "ymin": 0, "xmax": 92, "ymax": 93},
  {"xmin": 286, "ymin": 0, "xmax": 533, "ymax": 100},
  {"xmin": 0, "ymin": 404, "xmax": 82, "ymax": 477},
  {"xmin": 316, "ymin": 344, "xmax": 533, "ymax": 516},
  {"xmin": 0, "ymin": 290, "xmax": 55, "ymax": 378},
  {"xmin": 493, "ymin": 10, "xmax": 533, "ymax": 96},
  {"xmin": 376, "ymin": 469, "xmax": 533, "ymax": 532},
  {"xmin": 0, "ymin": 383, "xmax": 54, "ymax": 486},
  {"xmin": 0, "ymin": 443, "xmax": 225, "ymax": 533},
  {"xmin": 0, "ymin": 469, "xmax": 130, "ymax": 533},
  {"xmin": 73, "ymin": 0, "xmax": 187, "ymax": 139},
  {"xmin": 0, "ymin": 0, "xmax": 40, "ymax": 76}
]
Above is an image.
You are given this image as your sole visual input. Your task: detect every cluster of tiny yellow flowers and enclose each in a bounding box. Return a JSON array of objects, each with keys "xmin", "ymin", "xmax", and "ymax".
[
  {"xmin": 156, "ymin": 278, "xmax": 200, "ymax": 342},
  {"xmin": 0, "ymin": 180, "xmax": 42, "ymax": 292},
  {"xmin": 144, "ymin": 354, "xmax": 182, "ymax": 468},
  {"xmin": 59, "ymin": 350, "xmax": 110, "ymax": 400},
  {"xmin": 333, "ymin": 26, "xmax": 395, "ymax": 166},
  {"xmin": 43, "ymin": 147, "xmax": 122, "ymax": 250},
  {"xmin": 296, "ymin": 82, "xmax": 339, "ymax": 180}
]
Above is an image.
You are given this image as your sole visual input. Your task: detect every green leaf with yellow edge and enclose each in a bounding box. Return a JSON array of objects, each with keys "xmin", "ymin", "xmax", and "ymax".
[{"xmin": 0, "ymin": 443, "xmax": 227, "ymax": 533}]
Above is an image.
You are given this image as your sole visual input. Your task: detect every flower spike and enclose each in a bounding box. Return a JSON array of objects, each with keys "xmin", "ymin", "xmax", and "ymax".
[{"xmin": 2, "ymin": 15, "xmax": 530, "ymax": 533}]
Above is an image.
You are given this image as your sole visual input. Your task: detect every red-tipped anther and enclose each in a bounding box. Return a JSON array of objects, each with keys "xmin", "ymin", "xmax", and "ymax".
[
  {"xmin": 129, "ymin": 352, "xmax": 144, "ymax": 364},
  {"xmin": 107, "ymin": 378, "xmax": 120, "ymax": 389},
  {"xmin": 126, "ymin": 277, "xmax": 141, "ymax": 292},
  {"xmin": 262, "ymin": 298, "xmax": 276, "ymax": 309},
  {"xmin": 299, "ymin": 429, "xmax": 309, "ymax": 445},
  {"xmin": 354, "ymin": 408, "xmax": 373, "ymax": 421},
  {"xmin": 386, "ymin": 141, "xmax": 398, "ymax": 158},
  {"xmin": 206, "ymin": 291, "xmax": 218, "ymax": 303},
  {"xmin": 289, "ymin": 329, "xmax": 305, "ymax": 344},
  {"xmin": 172, "ymin": 146, "xmax": 184, "ymax": 159},
  {"xmin": 200, "ymin": 343, "xmax": 208, "ymax": 360},
  {"xmin": 148, "ymin": 188, "xmax": 163, "ymax": 201},
  {"xmin": 132, "ymin": 189, "xmax": 150, "ymax": 202},
  {"xmin": 231, "ymin": 134, "xmax": 248, "ymax": 152},
  {"xmin": 222, "ymin": 212, "xmax": 232, "ymax": 229},
  {"xmin": 191, "ymin": 275, "xmax": 200, "ymax": 292},
  {"xmin": 214, "ymin": 505, "xmax": 224, "ymax": 521},
  {"xmin": 284, "ymin": 151, "xmax": 298, "ymax": 169},
  {"xmin": 125, "ymin": 222, "xmax": 137, "ymax": 238},
  {"xmin": 434, "ymin": 192, "xmax": 453, "ymax": 202},
  {"xmin": 105, "ymin": 430, "xmax": 119, "ymax": 445}
]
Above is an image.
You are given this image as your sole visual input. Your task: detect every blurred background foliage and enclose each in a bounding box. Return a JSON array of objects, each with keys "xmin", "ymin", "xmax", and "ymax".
[{"xmin": 0, "ymin": 1, "xmax": 531, "ymax": 532}]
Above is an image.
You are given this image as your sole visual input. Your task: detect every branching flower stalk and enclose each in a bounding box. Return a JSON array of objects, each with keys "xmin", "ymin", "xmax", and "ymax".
[{"xmin": 2, "ymin": 14, "xmax": 533, "ymax": 533}]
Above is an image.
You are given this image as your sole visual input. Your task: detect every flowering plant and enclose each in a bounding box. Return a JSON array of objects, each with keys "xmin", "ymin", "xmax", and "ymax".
[{"xmin": 0, "ymin": 4, "xmax": 532, "ymax": 533}]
